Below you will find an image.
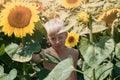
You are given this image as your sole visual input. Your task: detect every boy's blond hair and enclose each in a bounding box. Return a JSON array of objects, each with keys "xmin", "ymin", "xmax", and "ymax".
[{"xmin": 44, "ymin": 18, "xmax": 64, "ymax": 36}]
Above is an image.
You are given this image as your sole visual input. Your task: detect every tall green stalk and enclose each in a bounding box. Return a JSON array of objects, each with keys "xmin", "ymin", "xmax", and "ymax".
[
  {"xmin": 74, "ymin": 69, "xmax": 91, "ymax": 79},
  {"xmin": 111, "ymin": 22, "xmax": 115, "ymax": 38},
  {"xmin": 88, "ymin": 14, "xmax": 93, "ymax": 44},
  {"xmin": 93, "ymin": 68, "xmax": 96, "ymax": 80}
]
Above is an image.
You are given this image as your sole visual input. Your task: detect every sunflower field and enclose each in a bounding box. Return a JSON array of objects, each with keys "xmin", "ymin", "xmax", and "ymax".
[{"xmin": 0, "ymin": 0, "xmax": 120, "ymax": 80}]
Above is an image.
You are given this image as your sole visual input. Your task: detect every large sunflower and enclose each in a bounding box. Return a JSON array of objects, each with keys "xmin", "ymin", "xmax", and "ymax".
[
  {"xmin": 98, "ymin": 8, "xmax": 120, "ymax": 27},
  {"xmin": 65, "ymin": 32, "xmax": 79, "ymax": 48},
  {"xmin": 0, "ymin": 0, "xmax": 40, "ymax": 38},
  {"xmin": 61, "ymin": 0, "xmax": 82, "ymax": 9}
]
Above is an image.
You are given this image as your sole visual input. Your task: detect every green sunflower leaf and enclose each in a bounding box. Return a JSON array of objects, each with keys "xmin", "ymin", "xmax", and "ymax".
[
  {"xmin": 5, "ymin": 42, "xmax": 41, "ymax": 62},
  {"xmin": 0, "ymin": 65, "xmax": 17, "ymax": 80},
  {"xmin": 44, "ymin": 56, "xmax": 74, "ymax": 80},
  {"xmin": 45, "ymin": 53, "xmax": 60, "ymax": 64},
  {"xmin": 79, "ymin": 36, "xmax": 114, "ymax": 68},
  {"xmin": 35, "ymin": 21, "xmax": 47, "ymax": 37},
  {"xmin": 0, "ymin": 44, "xmax": 5, "ymax": 56},
  {"xmin": 5, "ymin": 43, "xmax": 19, "ymax": 58},
  {"xmin": 79, "ymin": 22, "xmax": 107, "ymax": 35},
  {"xmin": 82, "ymin": 62, "xmax": 113, "ymax": 80},
  {"xmin": 115, "ymin": 42, "xmax": 120, "ymax": 59}
]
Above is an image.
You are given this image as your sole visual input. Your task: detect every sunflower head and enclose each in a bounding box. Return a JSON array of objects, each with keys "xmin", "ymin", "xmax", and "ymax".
[
  {"xmin": 98, "ymin": 8, "xmax": 120, "ymax": 27},
  {"xmin": 77, "ymin": 12, "xmax": 89, "ymax": 23},
  {"xmin": 61, "ymin": 0, "xmax": 82, "ymax": 9},
  {"xmin": 85, "ymin": 0, "xmax": 94, "ymax": 3},
  {"xmin": 65, "ymin": 32, "xmax": 79, "ymax": 48},
  {"xmin": 0, "ymin": 0, "xmax": 40, "ymax": 38}
]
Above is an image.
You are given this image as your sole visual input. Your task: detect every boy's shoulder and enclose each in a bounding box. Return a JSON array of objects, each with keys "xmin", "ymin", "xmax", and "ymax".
[
  {"xmin": 41, "ymin": 47, "xmax": 54, "ymax": 54},
  {"xmin": 68, "ymin": 48, "xmax": 78, "ymax": 53},
  {"xmin": 67, "ymin": 48, "xmax": 79, "ymax": 56},
  {"xmin": 40, "ymin": 47, "xmax": 54, "ymax": 58},
  {"xmin": 67, "ymin": 48, "xmax": 79, "ymax": 62},
  {"xmin": 44, "ymin": 47, "xmax": 53, "ymax": 51}
]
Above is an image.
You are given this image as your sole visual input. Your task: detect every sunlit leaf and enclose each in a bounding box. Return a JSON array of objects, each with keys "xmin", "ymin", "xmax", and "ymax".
[
  {"xmin": 63, "ymin": 15, "xmax": 78, "ymax": 32},
  {"xmin": 79, "ymin": 22, "xmax": 107, "ymax": 35},
  {"xmin": 83, "ymin": 62, "xmax": 113, "ymax": 80},
  {"xmin": 58, "ymin": 10, "xmax": 69, "ymax": 21},
  {"xmin": 0, "ymin": 65, "xmax": 17, "ymax": 80},
  {"xmin": 81, "ymin": 1, "xmax": 105, "ymax": 8},
  {"xmin": 5, "ymin": 42, "xmax": 41, "ymax": 62},
  {"xmin": 79, "ymin": 36, "xmax": 114, "ymax": 68},
  {"xmin": 5, "ymin": 43, "xmax": 30, "ymax": 62},
  {"xmin": 5, "ymin": 43, "xmax": 19, "ymax": 58},
  {"xmin": 44, "ymin": 56, "xmax": 74, "ymax": 80},
  {"xmin": 12, "ymin": 48, "xmax": 32, "ymax": 62},
  {"xmin": 115, "ymin": 43, "xmax": 120, "ymax": 59}
]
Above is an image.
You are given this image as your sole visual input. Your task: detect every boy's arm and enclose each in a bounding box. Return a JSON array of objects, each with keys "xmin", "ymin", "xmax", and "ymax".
[
  {"xmin": 67, "ymin": 49, "xmax": 79, "ymax": 80},
  {"xmin": 72, "ymin": 50, "xmax": 79, "ymax": 80},
  {"xmin": 73, "ymin": 49, "xmax": 79, "ymax": 67},
  {"xmin": 31, "ymin": 50, "xmax": 45, "ymax": 63}
]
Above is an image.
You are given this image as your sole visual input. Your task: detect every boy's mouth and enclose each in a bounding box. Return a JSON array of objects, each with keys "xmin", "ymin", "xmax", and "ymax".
[{"xmin": 55, "ymin": 44, "xmax": 61, "ymax": 47}]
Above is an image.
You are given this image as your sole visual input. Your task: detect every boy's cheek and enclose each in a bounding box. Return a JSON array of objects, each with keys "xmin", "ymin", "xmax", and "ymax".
[{"xmin": 49, "ymin": 42, "xmax": 55, "ymax": 45}]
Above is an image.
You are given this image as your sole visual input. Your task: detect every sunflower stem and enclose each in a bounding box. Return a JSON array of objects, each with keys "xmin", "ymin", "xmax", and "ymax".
[
  {"xmin": 89, "ymin": 26, "xmax": 93, "ymax": 43},
  {"xmin": 88, "ymin": 14, "xmax": 93, "ymax": 44},
  {"xmin": 23, "ymin": 63, "xmax": 26, "ymax": 75},
  {"xmin": 93, "ymin": 68, "xmax": 96, "ymax": 80},
  {"xmin": 74, "ymin": 69, "xmax": 91, "ymax": 79},
  {"xmin": 111, "ymin": 23, "xmax": 114, "ymax": 38},
  {"xmin": 21, "ymin": 37, "xmax": 25, "ymax": 44}
]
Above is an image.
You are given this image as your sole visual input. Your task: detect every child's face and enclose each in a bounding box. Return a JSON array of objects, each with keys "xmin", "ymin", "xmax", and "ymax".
[{"xmin": 48, "ymin": 32, "xmax": 67, "ymax": 48}]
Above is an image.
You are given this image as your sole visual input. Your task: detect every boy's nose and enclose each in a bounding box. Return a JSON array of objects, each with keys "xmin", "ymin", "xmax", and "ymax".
[
  {"xmin": 56, "ymin": 40, "xmax": 59, "ymax": 44},
  {"xmin": 56, "ymin": 38, "xmax": 60, "ymax": 43}
]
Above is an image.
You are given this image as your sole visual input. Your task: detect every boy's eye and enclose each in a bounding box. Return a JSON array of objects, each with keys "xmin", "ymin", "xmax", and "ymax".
[
  {"xmin": 58, "ymin": 36, "xmax": 63, "ymax": 40},
  {"xmin": 51, "ymin": 37, "xmax": 56, "ymax": 41}
]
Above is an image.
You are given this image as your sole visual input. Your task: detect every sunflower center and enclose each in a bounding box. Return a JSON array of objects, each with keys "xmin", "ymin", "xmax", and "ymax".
[
  {"xmin": 8, "ymin": 5, "xmax": 32, "ymax": 28},
  {"xmin": 67, "ymin": 0, "xmax": 77, "ymax": 3},
  {"xmin": 68, "ymin": 36, "xmax": 74, "ymax": 43}
]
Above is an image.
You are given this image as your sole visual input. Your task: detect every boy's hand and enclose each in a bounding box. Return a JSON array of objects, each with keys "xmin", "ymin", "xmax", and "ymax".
[{"xmin": 31, "ymin": 54, "xmax": 41, "ymax": 62}]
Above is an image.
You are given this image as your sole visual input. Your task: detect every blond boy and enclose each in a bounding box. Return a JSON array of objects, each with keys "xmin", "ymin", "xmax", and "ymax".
[{"xmin": 32, "ymin": 18, "xmax": 79, "ymax": 80}]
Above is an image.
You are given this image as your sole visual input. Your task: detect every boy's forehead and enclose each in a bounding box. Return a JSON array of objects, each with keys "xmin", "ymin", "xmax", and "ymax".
[{"xmin": 48, "ymin": 32, "xmax": 65, "ymax": 38}]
